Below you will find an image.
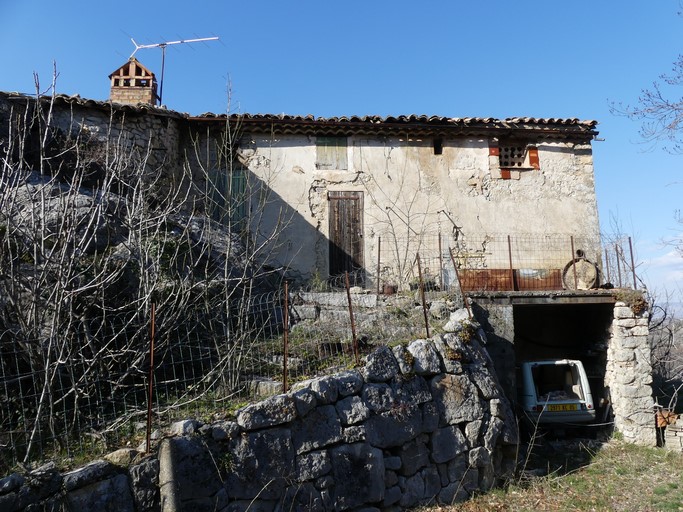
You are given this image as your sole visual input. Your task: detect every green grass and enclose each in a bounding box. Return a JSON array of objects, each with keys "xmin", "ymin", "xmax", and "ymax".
[{"xmin": 451, "ymin": 439, "xmax": 683, "ymax": 511}]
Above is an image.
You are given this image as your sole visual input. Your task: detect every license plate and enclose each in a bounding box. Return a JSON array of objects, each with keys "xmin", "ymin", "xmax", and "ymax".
[{"xmin": 546, "ymin": 403, "xmax": 578, "ymax": 412}]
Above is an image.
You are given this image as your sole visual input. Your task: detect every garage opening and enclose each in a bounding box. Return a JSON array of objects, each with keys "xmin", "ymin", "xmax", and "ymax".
[{"xmin": 513, "ymin": 302, "xmax": 614, "ymax": 430}]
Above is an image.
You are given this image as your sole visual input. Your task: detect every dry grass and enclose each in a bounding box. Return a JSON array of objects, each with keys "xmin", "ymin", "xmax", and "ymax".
[{"xmin": 430, "ymin": 439, "xmax": 683, "ymax": 511}]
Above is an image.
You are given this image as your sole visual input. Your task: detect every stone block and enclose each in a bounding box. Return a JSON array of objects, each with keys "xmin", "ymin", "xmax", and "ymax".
[
  {"xmin": 484, "ymin": 417, "xmax": 505, "ymax": 451},
  {"xmin": 227, "ymin": 428, "xmax": 295, "ymax": 500},
  {"xmin": 617, "ymin": 318, "xmax": 637, "ymax": 328},
  {"xmin": 330, "ymin": 444, "xmax": 385, "ymax": 510},
  {"xmin": 335, "ymin": 370, "xmax": 364, "ymax": 397},
  {"xmin": 631, "ymin": 326, "xmax": 649, "ymax": 337},
  {"xmin": 66, "ymin": 474, "xmax": 134, "ymax": 512},
  {"xmin": 236, "ymin": 394, "xmax": 297, "ymax": 430},
  {"xmin": 170, "ymin": 419, "xmax": 200, "ymax": 436},
  {"xmin": 385, "ymin": 469, "xmax": 399, "ymax": 487},
  {"xmin": 362, "ymin": 383, "xmax": 396, "ymax": 413},
  {"xmin": 421, "ymin": 401, "xmax": 440, "ymax": 433},
  {"xmin": 430, "ymin": 425, "xmax": 468, "ymax": 464},
  {"xmin": 363, "ymin": 346, "xmax": 401, "ymax": 382},
  {"xmin": 292, "ymin": 405, "xmax": 342, "ymax": 454},
  {"xmin": 384, "ymin": 456, "xmax": 402, "ymax": 471},
  {"xmin": 398, "ymin": 436, "xmax": 430, "ymax": 476},
  {"xmin": 408, "ymin": 340, "xmax": 443, "ymax": 375},
  {"xmin": 613, "ymin": 349, "xmax": 635, "ymax": 363},
  {"xmin": 365, "ymin": 406, "xmax": 422, "ymax": 448},
  {"xmin": 343, "ymin": 425, "xmax": 366, "ymax": 443},
  {"xmin": 399, "ymin": 473, "xmax": 424, "ymax": 508},
  {"xmin": 422, "ymin": 466, "xmax": 442, "ymax": 500},
  {"xmin": 336, "ymin": 395, "xmax": 370, "ymax": 425},
  {"xmin": 393, "ymin": 374, "xmax": 433, "ymax": 405},
  {"xmin": 129, "ymin": 458, "xmax": 159, "ymax": 512},
  {"xmin": 437, "ymin": 482, "xmax": 469, "ymax": 505},
  {"xmin": 614, "ymin": 306, "xmax": 634, "ymax": 319},
  {"xmin": 309, "ymin": 376, "xmax": 339, "ymax": 404},
  {"xmin": 297, "ymin": 450, "xmax": 332, "ymax": 481},
  {"xmin": 431, "ymin": 374, "xmax": 484, "ymax": 425},
  {"xmin": 382, "ymin": 485, "xmax": 402, "ymax": 507},
  {"xmin": 0, "ymin": 473, "xmax": 24, "ymax": 494},
  {"xmin": 465, "ymin": 420, "xmax": 483, "ymax": 446},
  {"xmin": 469, "ymin": 446, "xmax": 491, "ymax": 467},
  {"xmin": 292, "ymin": 388, "xmax": 318, "ymax": 417},
  {"xmin": 392, "ymin": 344, "xmax": 414, "ymax": 374}
]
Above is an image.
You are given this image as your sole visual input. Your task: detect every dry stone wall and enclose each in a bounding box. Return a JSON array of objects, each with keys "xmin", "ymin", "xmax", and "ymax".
[
  {"xmin": 0, "ymin": 311, "xmax": 518, "ymax": 511},
  {"xmin": 605, "ymin": 300, "xmax": 656, "ymax": 445}
]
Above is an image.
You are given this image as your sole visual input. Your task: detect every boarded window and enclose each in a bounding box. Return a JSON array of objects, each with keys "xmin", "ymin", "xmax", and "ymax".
[
  {"xmin": 316, "ymin": 136, "xmax": 348, "ymax": 170},
  {"xmin": 208, "ymin": 167, "xmax": 248, "ymax": 231}
]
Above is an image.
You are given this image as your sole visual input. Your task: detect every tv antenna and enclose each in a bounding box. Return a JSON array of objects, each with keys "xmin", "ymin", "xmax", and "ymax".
[{"xmin": 129, "ymin": 36, "xmax": 219, "ymax": 105}]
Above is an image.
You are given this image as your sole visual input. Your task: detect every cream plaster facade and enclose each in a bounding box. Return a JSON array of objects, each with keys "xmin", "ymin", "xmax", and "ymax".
[{"xmin": 231, "ymin": 127, "xmax": 601, "ymax": 287}]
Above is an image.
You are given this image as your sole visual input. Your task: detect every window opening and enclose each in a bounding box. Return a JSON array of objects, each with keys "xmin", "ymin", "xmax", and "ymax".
[
  {"xmin": 532, "ymin": 363, "xmax": 584, "ymax": 401},
  {"xmin": 433, "ymin": 138, "xmax": 443, "ymax": 155},
  {"xmin": 316, "ymin": 136, "xmax": 348, "ymax": 170},
  {"xmin": 499, "ymin": 144, "xmax": 527, "ymax": 168},
  {"xmin": 208, "ymin": 166, "xmax": 248, "ymax": 231}
]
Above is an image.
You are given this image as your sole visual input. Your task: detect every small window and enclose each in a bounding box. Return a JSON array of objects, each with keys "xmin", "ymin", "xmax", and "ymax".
[
  {"xmin": 316, "ymin": 136, "xmax": 348, "ymax": 170},
  {"xmin": 433, "ymin": 138, "xmax": 443, "ymax": 155},
  {"xmin": 499, "ymin": 145, "xmax": 527, "ymax": 167},
  {"xmin": 498, "ymin": 142, "xmax": 540, "ymax": 170},
  {"xmin": 209, "ymin": 166, "xmax": 248, "ymax": 231}
]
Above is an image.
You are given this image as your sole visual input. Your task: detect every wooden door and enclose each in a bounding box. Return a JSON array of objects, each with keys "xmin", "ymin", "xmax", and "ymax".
[{"xmin": 328, "ymin": 191, "xmax": 364, "ymax": 284}]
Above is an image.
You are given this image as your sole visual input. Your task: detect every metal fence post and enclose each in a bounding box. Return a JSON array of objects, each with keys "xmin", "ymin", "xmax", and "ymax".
[
  {"xmin": 283, "ymin": 282, "xmax": 289, "ymax": 393},
  {"xmin": 438, "ymin": 232, "xmax": 444, "ymax": 291},
  {"xmin": 344, "ymin": 272, "xmax": 360, "ymax": 365},
  {"xmin": 449, "ymin": 247, "xmax": 472, "ymax": 319},
  {"xmin": 570, "ymin": 236, "xmax": 578, "ymax": 289},
  {"xmin": 376, "ymin": 236, "xmax": 381, "ymax": 295},
  {"xmin": 146, "ymin": 302, "xmax": 156, "ymax": 455},
  {"xmin": 615, "ymin": 243, "xmax": 623, "ymax": 288},
  {"xmin": 416, "ymin": 253, "xmax": 431, "ymax": 338},
  {"xmin": 507, "ymin": 235, "xmax": 515, "ymax": 291},
  {"xmin": 628, "ymin": 237, "xmax": 637, "ymax": 289}
]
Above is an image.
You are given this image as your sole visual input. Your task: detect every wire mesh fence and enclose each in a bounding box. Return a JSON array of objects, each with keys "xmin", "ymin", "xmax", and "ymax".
[
  {"xmin": 0, "ymin": 232, "xmax": 641, "ymax": 471},
  {"xmin": 372, "ymin": 232, "xmax": 635, "ymax": 293}
]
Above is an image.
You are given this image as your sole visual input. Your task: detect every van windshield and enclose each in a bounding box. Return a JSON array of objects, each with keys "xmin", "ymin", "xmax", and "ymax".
[{"xmin": 532, "ymin": 363, "xmax": 584, "ymax": 402}]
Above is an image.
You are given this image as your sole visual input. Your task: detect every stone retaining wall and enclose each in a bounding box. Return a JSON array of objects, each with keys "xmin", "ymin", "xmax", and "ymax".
[{"xmin": 0, "ymin": 310, "xmax": 518, "ymax": 511}]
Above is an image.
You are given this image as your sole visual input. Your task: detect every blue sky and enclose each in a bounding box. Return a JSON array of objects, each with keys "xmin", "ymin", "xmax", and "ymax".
[{"xmin": 1, "ymin": 0, "xmax": 682, "ymax": 297}]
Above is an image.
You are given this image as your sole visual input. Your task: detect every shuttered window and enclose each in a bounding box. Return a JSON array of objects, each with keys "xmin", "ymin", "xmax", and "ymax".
[
  {"xmin": 316, "ymin": 136, "xmax": 348, "ymax": 170},
  {"xmin": 208, "ymin": 167, "xmax": 248, "ymax": 231}
]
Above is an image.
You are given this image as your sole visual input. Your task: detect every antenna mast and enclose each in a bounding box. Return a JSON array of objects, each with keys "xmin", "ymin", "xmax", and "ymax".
[{"xmin": 129, "ymin": 36, "xmax": 219, "ymax": 105}]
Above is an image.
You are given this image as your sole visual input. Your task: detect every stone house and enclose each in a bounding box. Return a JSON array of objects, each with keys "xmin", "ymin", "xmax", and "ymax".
[
  {"xmin": 0, "ymin": 59, "xmax": 656, "ymax": 446},
  {"xmin": 189, "ymin": 112, "xmax": 602, "ymax": 292}
]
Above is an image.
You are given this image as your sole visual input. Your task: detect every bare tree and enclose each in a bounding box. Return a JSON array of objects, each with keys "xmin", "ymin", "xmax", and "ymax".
[
  {"xmin": 0, "ymin": 77, "xmax": 294, "ymax": 466},
  {"xmin": 611, "ymin": 51, "xmax": 683, "ymax": 153}
]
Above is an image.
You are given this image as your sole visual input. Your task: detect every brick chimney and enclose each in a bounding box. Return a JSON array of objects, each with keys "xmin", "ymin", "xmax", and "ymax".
[{"xmin": 109, "ymin": 58, "xmax": 159, "ymax": 105}]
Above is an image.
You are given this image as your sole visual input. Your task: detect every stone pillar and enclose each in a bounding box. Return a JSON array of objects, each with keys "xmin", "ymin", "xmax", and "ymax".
[{"xmin": 605, "ymin": 301, "xmax": 656, "ymax": 445}]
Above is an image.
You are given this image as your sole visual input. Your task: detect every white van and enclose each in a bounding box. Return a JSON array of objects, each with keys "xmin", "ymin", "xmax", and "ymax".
[{"xmin": 519, "ymin": 359, "xmax": 596, "ymax": 426}]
